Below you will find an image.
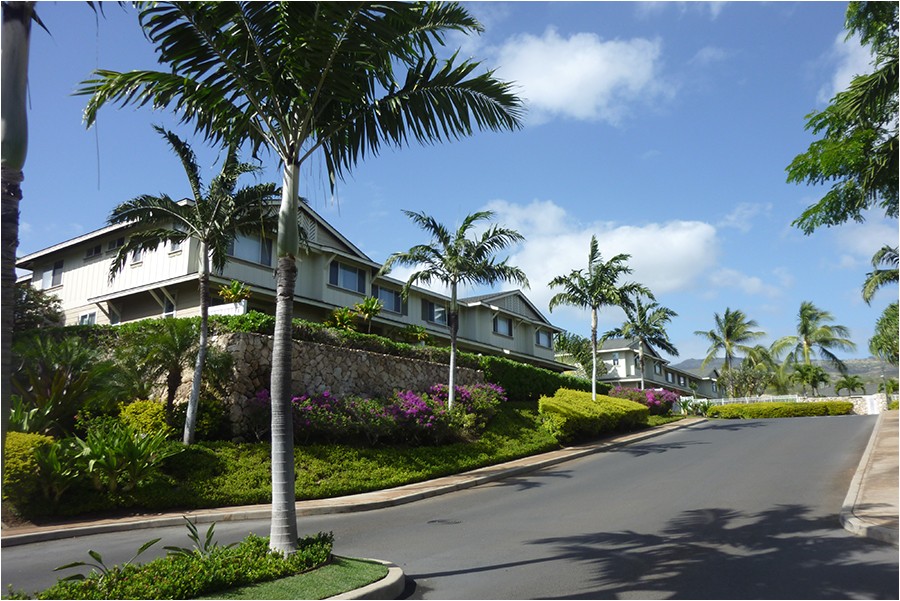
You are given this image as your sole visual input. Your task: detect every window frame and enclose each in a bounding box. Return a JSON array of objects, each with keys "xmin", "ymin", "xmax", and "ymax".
[
  {"xmin": 329, "ymin": 260, "xmax": 367, "ymax": 294},
  {"xmin": 492, "ymin": 315, "xmax": 514, "ymax": 338},
  {"xmin": 41, "ymin": 260, "xmax": 63, "ymax": 289},
  {"xmin": 535, "ymin": 329, "xmax": 552, "ymax": 348},
  {"xmin": 422, "ymin": 299, "xmax": 447, "ymax": 326},
  {"xmin": 372, "ymin": 284, "xmax": 406, "ymax": 314}
]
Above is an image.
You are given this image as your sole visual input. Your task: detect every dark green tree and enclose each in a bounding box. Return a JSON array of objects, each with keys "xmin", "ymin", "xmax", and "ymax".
[
  {"xmin": 80, "ymin": 2, "xmax": 523, "ymax": 554},
  {"xmin": 773, "ymin": 300, "xmax": 856, "ymax": 373},
  {"xmin": 549, "ymin": 236, "xmax": 651, "ymax": 400},
  {"xmin": 108, "ymin": 126, "xmax": 278, "ymax": 445},
  {"xmin": 12, "ymin": 282, "xmax": 63, "ymax": 333},
  {"xmin": 787, "ymin": 2, "xmax": 898, "ymax": 234},
  {"xmin": 869, "ymin": 301, "xmax": 898, "ymax": 365},
  {"xmin": 380, "ymin": 210, "xmax": 528, "ymax": 410}
]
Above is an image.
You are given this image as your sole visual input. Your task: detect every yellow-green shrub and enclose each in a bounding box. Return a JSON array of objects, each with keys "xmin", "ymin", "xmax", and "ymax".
[
  {"xmin": 119, "ymin": 399, "xmax": 173, "ymax": 437},
  {"xmin": 538, "ymin": 388, "xmax": 648, "ymax": 444},
  {"xmin": 706, "ymin": 401, "xmax": 854, "ymax": 419},
  {"xmin": 3, "ymin": 431, "xmax": 54, "ymax": 504}
]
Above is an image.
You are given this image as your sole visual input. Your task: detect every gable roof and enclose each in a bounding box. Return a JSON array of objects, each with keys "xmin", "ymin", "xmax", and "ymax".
[
  {"xmin": 599, "ymin": 337, "xmax": 665, "ymax": 362},
  {"xmin": 460, "ymin": 290, "xmax": 562, "ymax": 332}
]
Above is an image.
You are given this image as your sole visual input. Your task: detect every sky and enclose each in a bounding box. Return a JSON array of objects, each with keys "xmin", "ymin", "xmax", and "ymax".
[{"xmin": 17, "ymin": 1, "xmax": 899, "ymax": 364}]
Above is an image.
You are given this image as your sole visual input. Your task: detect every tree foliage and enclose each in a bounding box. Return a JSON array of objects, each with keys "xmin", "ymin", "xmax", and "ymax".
[
  {"xmin": 787, "ymin": 1, "xmax": 898, "ymax": 234},
  {"xmin": 869, "ymin": 301, "xmax": 899, "ymax": 365},
  {"xmin": 13, "ymin": 282, "xmax": 63, "ymax": 333}
]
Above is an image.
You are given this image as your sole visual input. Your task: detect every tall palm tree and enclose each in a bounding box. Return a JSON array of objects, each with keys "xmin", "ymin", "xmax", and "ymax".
[
  {"xmin": 773, "ymin": 300, "xmax": 856, "ymax": 373},
  {"xmin": 862, "ymin": 245, "xmax": 898, "ymax": 304},
  {"xmin": 379, "ymin": 210, "xmax": 528, "ymax": 410},
  {"xmin": 834, "ymin": 374, "xmax": 866, "ymax": 396},
  {"xmin": 694, "ymin": 308, "xmax": 765, "ymax": 397},
  {"xmin": 1, "ymin": 0, "xmax": 38, "ymax": 465},
  {"xmin": 80, "ymin": 2, "xmax": 523, "ymax": 554},
  {"xmin": 108, "ymin": 126, "xmax": 278, "ymax": 444},
  {"xmin": 602, "ymin": 295, "xmax": 678, "ymax": 390},
  {"xmin": 548, "ymin": 236, "xmax": 651, "ymax": 400}
]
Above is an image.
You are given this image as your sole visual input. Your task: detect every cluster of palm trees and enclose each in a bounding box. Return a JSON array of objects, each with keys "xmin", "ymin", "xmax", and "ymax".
[{"xmin": 694, "ymin": 303, "xmax": 859, "ymax": 398}]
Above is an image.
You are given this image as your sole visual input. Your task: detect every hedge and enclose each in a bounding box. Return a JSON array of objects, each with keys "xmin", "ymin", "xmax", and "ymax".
[
  {"xmin": 3, "ymin": 432, "xmax": 55, "ymax": 506},
  {"xmin": 538, "ymin": 388, "xmax": 648, "ymax": 444},
  {"xmin": 479, "ymin": 355, "xmax": 606, "ymax": 402},
  {"xmin": 706, "ymin": 401, "xmax": 854, "ymax": 419}
]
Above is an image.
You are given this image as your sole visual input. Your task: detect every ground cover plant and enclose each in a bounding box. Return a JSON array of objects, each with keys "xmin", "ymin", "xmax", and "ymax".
[
  {"xmin": 6, "ymin": 527, "xmax": 333, "ymax": 600},
  {"xmin": 706, "ymin": 401, "xmax": 854, "ymax": 419}
]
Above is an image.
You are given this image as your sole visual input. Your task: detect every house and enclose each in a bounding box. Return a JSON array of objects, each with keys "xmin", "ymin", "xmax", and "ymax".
[
  {"xmin": 595, "ymin": 338, "xmax": 721, "ymax": 399},
  {"xmin": 16, "ymin": 203, "xmax": 568, "ymax": 372}
]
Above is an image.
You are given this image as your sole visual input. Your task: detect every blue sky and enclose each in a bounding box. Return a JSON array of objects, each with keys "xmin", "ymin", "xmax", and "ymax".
[{"xmin": 19, "ymin": 1, "xmax": 898, "ymax": 362}]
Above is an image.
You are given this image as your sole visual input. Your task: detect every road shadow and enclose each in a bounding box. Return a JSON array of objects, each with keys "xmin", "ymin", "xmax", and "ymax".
[
  {"xmin": 482, "ymin": 469, "xmax": 575, "ymax": 492},
  {"xmin": 686, "ymin": 420, "xmax": 770, "ymax": 432},
  {"xmin": 404, "ymin": 504, "xmax": 898, "ymax": 599},
  {"xmin": 529, "ymin": 504, "xmax": 898, "ymax": 599},
  {"xmin": 609, "ymin": 439, "xmax": 711, "ymax": 457}
]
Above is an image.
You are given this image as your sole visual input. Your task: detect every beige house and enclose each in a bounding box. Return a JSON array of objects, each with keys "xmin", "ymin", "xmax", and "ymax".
[
  {"xmin": 17, "ymin": 203, "xmax": 567, "ymax": 372},
  {"xmin": 596, "ymin": 338, "xmax": 721, "ymax": 399}
]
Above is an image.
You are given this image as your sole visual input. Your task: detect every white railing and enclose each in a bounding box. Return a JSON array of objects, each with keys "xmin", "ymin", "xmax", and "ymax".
[{"xmin": 708, "ymin": 394, "xmax": 799, "ymax": 406}]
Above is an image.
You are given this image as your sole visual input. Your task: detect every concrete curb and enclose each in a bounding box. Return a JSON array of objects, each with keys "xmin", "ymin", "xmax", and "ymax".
[
  {"xmin": 326, "ymin": 558, "xmax": 405, "ymax": 600},
  {"xmin": 839, "ymin": 412, "xmax": 899, "ymax": 547}
]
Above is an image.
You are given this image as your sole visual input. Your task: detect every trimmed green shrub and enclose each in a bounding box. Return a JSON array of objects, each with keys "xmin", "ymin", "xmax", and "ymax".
[
  {"xmin": 480, "ymin": 355, "xmax": 608, "ymax": 402},
  {"xmin": 538, "ymin": 388, "xmax": 648, "ymax": 444},
  {"xmin": 706, "ymin": 401, "xmax": 854, "ymax": 419},
  {"xmin": 888, "ymin": 400, "xmax": 898, "ymax": 411},
  {"xmin": 119, "ymin": 400, "xmax": 173, "ymax": 437},
  {"xmin": 3, "ymin": 431, "xmax": 54, "ymax": 505}
]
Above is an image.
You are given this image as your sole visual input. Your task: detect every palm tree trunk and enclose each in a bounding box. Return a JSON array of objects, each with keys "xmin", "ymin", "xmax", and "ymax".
[
  {"xmin": 638, "ymin": 347, "xmax": 645, "ymax": 390},
  {"xmin": 590, "ymin": 307, "xmax": 598, "ymax": 400},
  {"xmin": 1, "ymin": 1, "xmax": 33, "ymax": 464},
  {"xmin": 269, "ymin": 162, "xmax": 300, "ymax": 555},
  {"xmin": 448, "ymin": 283, "xmax": 458, "ymax": 411},
  {"xmin": 183, "ymin": 243, "xmax": 209, "ymax": 445}
]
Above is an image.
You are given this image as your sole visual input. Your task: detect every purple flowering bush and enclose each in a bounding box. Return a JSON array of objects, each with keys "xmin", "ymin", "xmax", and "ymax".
[
  {"xmin": 249, "ymin": 383, "xmax": 506, "ymax": 446},
  {"xmin": 608, "ymin": 386, "xmax": 677, "ymax": 416}
]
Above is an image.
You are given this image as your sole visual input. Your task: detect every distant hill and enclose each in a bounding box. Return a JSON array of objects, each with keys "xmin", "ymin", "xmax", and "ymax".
[{"xmin": 670, "ymin": 357, "xmax": 899, "ymax": 396}]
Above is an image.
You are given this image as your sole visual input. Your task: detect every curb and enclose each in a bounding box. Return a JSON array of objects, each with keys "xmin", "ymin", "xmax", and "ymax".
[
  {"xmin": 839, "ymin": 412, "xmax": 899, "ymax": 547},
  {"xmin": 326, "ymin": 558, "xmax": 405, "ymax": 600}
]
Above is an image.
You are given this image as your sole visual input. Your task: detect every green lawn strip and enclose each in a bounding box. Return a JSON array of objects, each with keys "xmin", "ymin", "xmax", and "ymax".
[{"xmin": 200, "ymin": 556, "xmax": 389, "ymax": 600}]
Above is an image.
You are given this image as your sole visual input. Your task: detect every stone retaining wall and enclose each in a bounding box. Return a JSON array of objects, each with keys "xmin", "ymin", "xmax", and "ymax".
[{"xmin": 201, "ymin": 332, "xmax": 484, "ymax": 438}]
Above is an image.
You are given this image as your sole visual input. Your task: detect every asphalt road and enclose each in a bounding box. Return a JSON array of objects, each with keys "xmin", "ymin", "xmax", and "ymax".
[{"xmin": 3, "ymin": 416, "xmax": 898, "ymax": 599}]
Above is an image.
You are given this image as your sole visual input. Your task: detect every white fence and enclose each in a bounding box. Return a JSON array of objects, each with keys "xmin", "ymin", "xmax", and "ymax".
[{"xmin": 678, "ymin": 393, "xmax": 898, "ymax": 416}]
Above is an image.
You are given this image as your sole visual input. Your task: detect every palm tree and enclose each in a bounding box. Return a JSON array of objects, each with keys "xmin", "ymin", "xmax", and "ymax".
[
  {"xmin": 80, "ymin": 2, "xmax": 523, "ymax": 554},
  {"xmin": 108, "ymin": 126, "xmax": 278, "ymax": 445},
  {"xmin": 379, "ymin": 210, "xmax": 528, "ymax": 410},
  {"xmin": 548, "ymin": 236, "xmax": 652, "ymax": 400},
  {"xmin": 694, "ymin": 308, "xmax": 765, "ymax": 396},
  {"xmin": 869, "ymin": 301, "xmax": 898, "ymax": 365},
  {"xmin": 602, "ymin": 295, "xmax": 678, "ymax": 389},
  {"xmin": 773, "ymin": 301, "xmax": 856, "ymax": 373},
  {"xmin": 834, "ymin": 374, "xmax": 866, "ymax": 396},
  {"xmin": 553, "ymin": 331, "xmax": 596, "ymax": 379},
  {"xmin": 862, "ymin": 245, "xmax": 898, "ymax": 304},
  {"xmin": 1, "ymin": 0, "xmax": 37, "ymax": 464},
  {"xmin": 792, "ymin": 363, "xmax": 830, "ymax": 397}
]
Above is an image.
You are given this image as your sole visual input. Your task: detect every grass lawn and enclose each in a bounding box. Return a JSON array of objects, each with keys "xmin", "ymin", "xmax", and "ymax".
[{"xmin": 200, "ymin": 556, "xmax": 390, "ymax": 600}]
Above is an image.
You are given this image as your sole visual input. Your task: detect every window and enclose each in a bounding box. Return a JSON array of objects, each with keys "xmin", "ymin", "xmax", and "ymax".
[
  {"xmin": 612, "ymin": 352, "xmax": 620, "ymax": 366},
  {"xmin": 535, "ymin": 329, "xmax": 552, "ymax": 348},
  {"xmin": 654, "ymin": 363, "xmax": 662, "ymax": 375},
  {"xmin": 78, "ymin": 312, "xmax": 96, "ymax": 326},
  {"xmin": 107, "ymin": 237, "xmax": 125, "ymax": 251},
  {"xmin": 712, "ymin": 382, "xmax": 718, "ymax": 393},
  {"xmin": 493, "ymin": 316, "xmax": 514, "ymax": 337},
  {"xmin": 131, "ymin": 248, "xmax": 143, "ymax": 264},
  {"xmin": 163, "ymin": 299, "xmax": 176, "ymax": 318},
  {"xmin": 169, "ymin": 238, "xmax": 183, "ymax": 252},
  {"xmin": 227, "ymin": 234, "xmax": 272, "ymax": 266},
  {"xmin": 40, "ymin": 260, "xmax": 63, "ymax": 289},
  {"xmin": 422, "ymin": 299, "xmax": 447, "ymax": 325},
  {"xmin": 679, "ymin": 375, "xmax": 686, "ymax": 386},
  {"xmin": 328, "ymin": 261, "xmax": 366, "ymax": 294},
  {"xmin": 666, "ymin": 371, "xmax": 674, "ymax": 383},
  {"xmin": 372, "ymin": 284, "xmax": 405, "ymax": 314},
  {"xmin": 85, "ymin": 244, "xmax": 102, "ymax": 259}
]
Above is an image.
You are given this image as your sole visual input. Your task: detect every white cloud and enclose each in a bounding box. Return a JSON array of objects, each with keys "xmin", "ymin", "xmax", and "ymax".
[
  {"xmin": 691, "ymin": 46, "xmax": 728, "ymax": 66},
  {"xmin": 717, "ymin": 202, "xmax": 773, "ymax": 233},
  {"xmin": 833, "ymin": 219, "xmax": 898, "ymax": 267},
  {"xmin": 707, "ymin": 267, "xmax": 781, "ymax": 298},
  {"xmin": 492, "ymin": 28, "xmax": 671, "ymax": 125},
  {"xmin": 818, "ymin": 33, "xmax": 873, "ymax": 104},
  {"xmin": 636, "ymin": 2, "xmax": 727, "ymax": 20},
  {"xmin": 483, "ymin": 199, "xmax": 719, "ymax": 316}
]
